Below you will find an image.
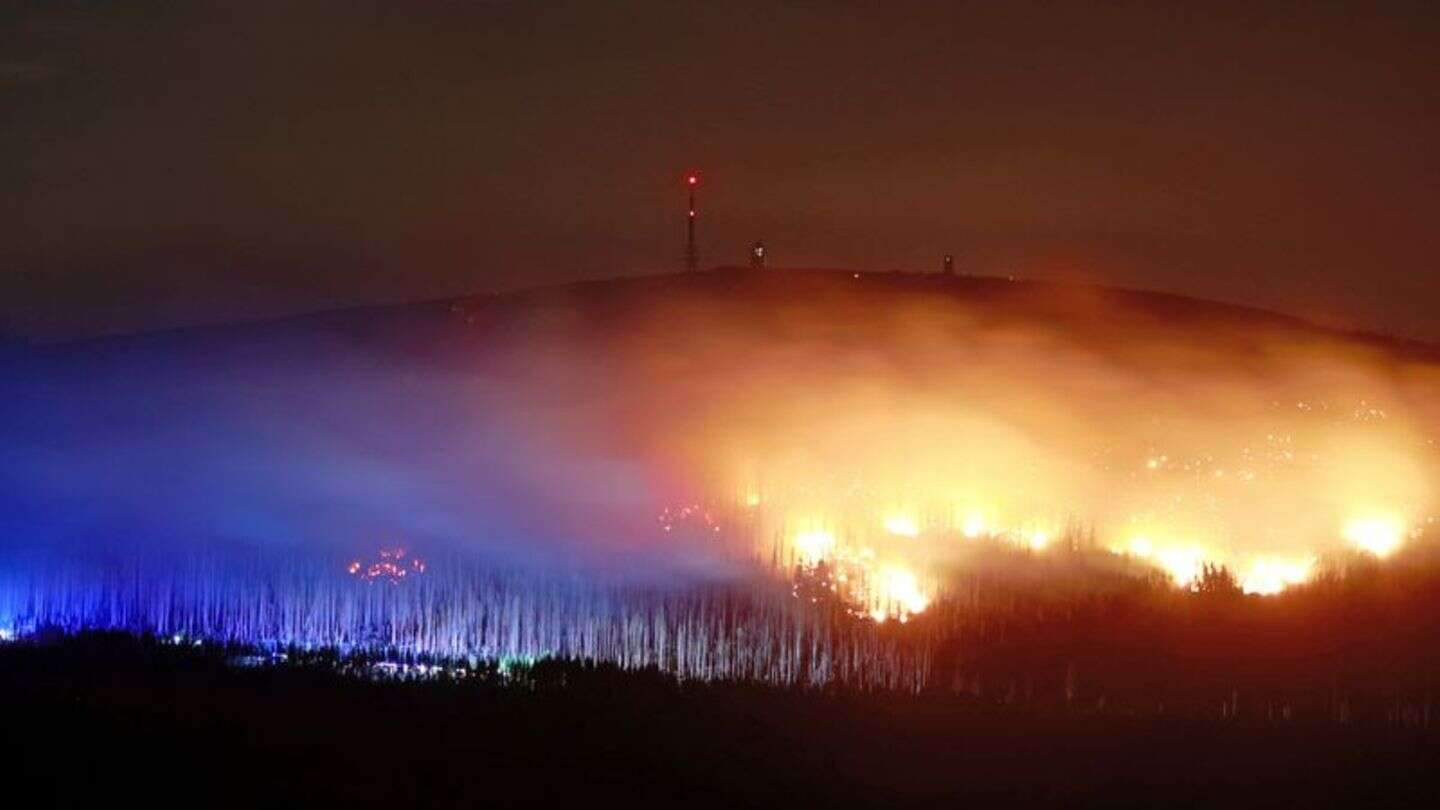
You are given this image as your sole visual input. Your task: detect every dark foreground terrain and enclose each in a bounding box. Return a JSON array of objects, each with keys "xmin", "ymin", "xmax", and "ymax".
[{"xmin": 4, "ymin": 634, "xmax": 1437, "ymax": 809}]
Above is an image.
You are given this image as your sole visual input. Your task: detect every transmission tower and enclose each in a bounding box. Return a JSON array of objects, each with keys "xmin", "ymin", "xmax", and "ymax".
[{"xmin": 684, "ymin": 173, "xmax": 699, "ymax": 271}]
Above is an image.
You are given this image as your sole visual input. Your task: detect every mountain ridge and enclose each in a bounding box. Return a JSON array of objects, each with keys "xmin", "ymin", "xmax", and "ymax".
[{"xmin": 13, "ymin": 268, "xmax": 1439, "ymax": 366}]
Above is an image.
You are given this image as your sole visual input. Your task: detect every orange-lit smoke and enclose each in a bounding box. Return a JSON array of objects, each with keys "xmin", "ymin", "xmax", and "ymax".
[{"xmin": 499, "ymin": 275, "xmax": 1440, "ymax": 617}]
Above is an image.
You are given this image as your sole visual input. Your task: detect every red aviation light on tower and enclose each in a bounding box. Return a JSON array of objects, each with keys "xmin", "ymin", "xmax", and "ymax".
[{"xmin": 684, "ymin": 171, "xmax": 700, "ymax": 271}]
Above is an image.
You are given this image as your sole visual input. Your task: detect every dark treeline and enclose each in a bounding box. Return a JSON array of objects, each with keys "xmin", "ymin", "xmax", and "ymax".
[
  {"xmin": 9, "ymin": 539, "xmax": 1440, "ymax": 726},
  {"xmin": 5, "ymin": 631, "xmax": 1438, "ymax": 808},
  {"xmin": 912, "ymin": 550, "xmax": 1440, "ymax": 727}
]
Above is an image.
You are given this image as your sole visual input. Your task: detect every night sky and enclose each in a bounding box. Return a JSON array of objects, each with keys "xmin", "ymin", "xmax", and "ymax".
[{"xmin": 3, "ymin": 1, "xmax": 1437, "ymax": 340}]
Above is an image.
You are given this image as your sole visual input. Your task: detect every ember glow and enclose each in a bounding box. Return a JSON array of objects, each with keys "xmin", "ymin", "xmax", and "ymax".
[{"xmin": 347, "ymin": 547, "xmax": 427, "ymax": 583}]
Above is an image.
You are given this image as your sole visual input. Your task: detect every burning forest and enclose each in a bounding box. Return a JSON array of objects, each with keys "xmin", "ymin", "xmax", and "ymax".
[{"xmin": 4, "ymin": 270, "xmax": 1440, "ymax": 718}]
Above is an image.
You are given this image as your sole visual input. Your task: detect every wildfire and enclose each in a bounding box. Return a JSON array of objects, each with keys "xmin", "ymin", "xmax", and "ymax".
[
  {"xmin": 882, "ymin": 513, "xmax": 921, "ymax": 537},
  {"xmin": 657, "ymin": 502, "xmax": 724, "ymax": 534},
  {"xmin": 1111, "ymin": 537, "xmax": 1209, "ymax": 587},
  {"xmin": 780, "ymin": 521, "xmax": 932, "ymax": 622},
  {"xmin": 749, "ymin": 477, "xmax": 1430, "ymax": 619},
  {"xmin": 1343, "ymin": 515, "xmax": 1407, "ymax": 558},
  {"xmin": 347, "ymin": 547, "xmax": 427, "ymax": 583},
  {"xmin": 875, "ymin": 566, "xmax": 929, "ymax": 621},
  {"xmin": 792, "ymin": 527, "xmax": 838, "ymax": 566},
  {"xmin": 959, "ymin": 512, "xmax": 988, "ymax": 539},
  {"xmin": 1239, "ymin": 556, "xmax": 1316, "ymax": 595},
  {"xmin": 634, "ymin": 285, "xmax": 1440, "ymax": 622}
]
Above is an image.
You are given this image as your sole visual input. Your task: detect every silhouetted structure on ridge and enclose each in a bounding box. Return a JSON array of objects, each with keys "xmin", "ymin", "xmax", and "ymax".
[{"xmin": 684, "ymin": 173, "xmax": 700, "ymax": 271}]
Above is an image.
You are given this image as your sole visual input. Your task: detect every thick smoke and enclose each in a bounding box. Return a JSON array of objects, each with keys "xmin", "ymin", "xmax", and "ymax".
[
  {"xmin": 0, "ymin": 317, "xmax": 680, "ymax": 577},
  {"xmin": 500, "ymin": 273, "xmax": 1440, "ymax": 594},
  {"xmin": 3, "ymin": 272, "xmax": 1438, "ymax": 602}
]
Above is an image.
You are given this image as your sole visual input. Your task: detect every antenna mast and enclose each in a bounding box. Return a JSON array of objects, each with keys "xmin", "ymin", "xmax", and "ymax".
[{"xmin": 684, "ymin": 173, "xmax": 700, "ymax": 271}]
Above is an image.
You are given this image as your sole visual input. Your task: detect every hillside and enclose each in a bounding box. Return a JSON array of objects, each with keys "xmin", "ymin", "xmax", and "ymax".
[{"xmin": 14, "ymin": 268, "xmax": 1437, "ymax": 366}]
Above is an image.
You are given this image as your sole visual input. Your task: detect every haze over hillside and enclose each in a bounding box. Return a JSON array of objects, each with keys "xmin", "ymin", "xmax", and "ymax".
[
  {"xmin": 20, "ymin": 267, "xmax": 1437, "ymax": 356},
  {"xmin": 6, "ymin": 269, "xmax": 1438, "ymax": 585}
]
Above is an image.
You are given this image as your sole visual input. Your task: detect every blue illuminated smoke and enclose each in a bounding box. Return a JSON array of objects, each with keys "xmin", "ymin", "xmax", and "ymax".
[{"xmin": 3, "ymin": 306, "xmax": 923, "ymax": 682}]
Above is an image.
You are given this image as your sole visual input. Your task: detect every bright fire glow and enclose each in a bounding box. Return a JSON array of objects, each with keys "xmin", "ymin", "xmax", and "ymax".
[
  {"xmin": 792, "ymin": 528, "xmax": 837, "ymax": 565},
  {"xmin": 1240, "ymin": 556, "xmax": 1316, "ymax": 595},
  {"xmin": 960, "ymin": 513, "xmax": 987, "ymax": 539},
  {"xmin": 883, "ymin": 513, "xmax": 920, "ymax": 537},
  {"xmin": 582, "ymin": 276, "xmax": 1439, "ymax": 617},
  {"xmin": 1344, "ymin": 515, "xmax": 1407, "ymax": 557},
  {"xmin": 1113, "ymin": 537, "xmax": 1208, "ymax": 586},
  {"xmin": 873, "ymin": 566, "xmax": 929, "ymax": 622}
]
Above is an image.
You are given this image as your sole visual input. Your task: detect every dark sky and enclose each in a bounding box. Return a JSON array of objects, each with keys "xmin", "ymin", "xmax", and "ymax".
[{"xmin": 3, "ymin": 1, "xmax": 1437, "ymax": 340}]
